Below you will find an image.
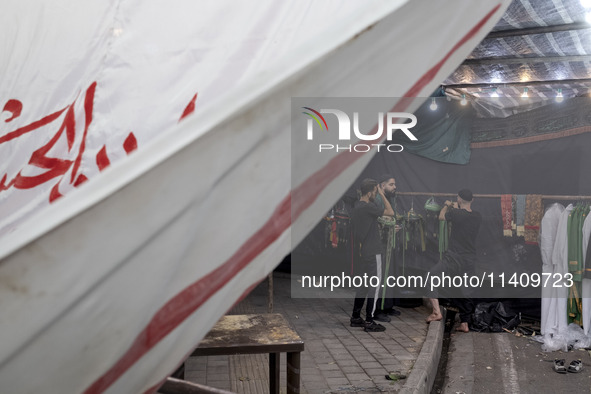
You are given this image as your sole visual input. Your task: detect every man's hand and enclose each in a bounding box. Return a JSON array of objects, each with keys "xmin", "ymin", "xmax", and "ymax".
[
  {"xmin": 440, "ymin": 200, "xmax": 452, "ymax": 221},
  {"xmin": 378, "ymin": 184, "xmax": 394, "ymax": 217}
]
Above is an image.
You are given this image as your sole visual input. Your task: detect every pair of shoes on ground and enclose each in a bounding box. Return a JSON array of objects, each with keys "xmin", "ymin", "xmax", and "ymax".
[
  {"xmin": 554, "ymin": 359, "xmax": 583, "ymax": 374},
  {"xmin": 349, "ymin": 317, "xmax": 386, "ymax": 332}
]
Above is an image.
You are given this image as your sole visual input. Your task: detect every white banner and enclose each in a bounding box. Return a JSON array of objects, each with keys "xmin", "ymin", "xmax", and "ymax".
[{"xmin": 0, "ymin": 1, "xmax": 509, "ymax": 392}]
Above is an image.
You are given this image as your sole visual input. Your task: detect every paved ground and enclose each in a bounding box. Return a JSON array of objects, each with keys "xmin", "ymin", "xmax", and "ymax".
[
  {"xmin": 184, "ymin": 272, "xmax": 441, "ymax": 393},
  {"xmin": 441, "ymin": 325, "xmax": 591, "ymax": 394}
]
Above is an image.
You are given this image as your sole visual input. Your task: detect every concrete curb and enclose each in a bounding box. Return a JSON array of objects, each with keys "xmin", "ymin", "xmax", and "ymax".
[{"xmin": 398, "ymin": 308, "xmax": 446, "ymax": 394}]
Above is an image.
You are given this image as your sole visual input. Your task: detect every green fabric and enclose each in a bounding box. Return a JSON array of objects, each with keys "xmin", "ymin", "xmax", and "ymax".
[
  {"xmin": 378, "ymin": 216, "xmax": 397, "ymax": 307},
  {"xmin": 375, "ymin": 194, "xmax": 397, "ymax": 215},
  {"xmin": 403, "ymin": 216, "xmax": 425, "ymax": 252},
  {"xmin": 424, "ymin": 196, "xmax": 441, "ymax": 212},
  {"xmin": 389, "ymin": 100, "xmax": 474, "ymax": 164},
  {"xmin": 566, "ymin": 209, "xmax": 577, "ymax": 324},
  {"xmin": 439, "ymin": 220, "xmax": 448, "ymax": 260},
  {"xmin": 566, "ymin": 204, "xmax": 589, "ymax": 325}
]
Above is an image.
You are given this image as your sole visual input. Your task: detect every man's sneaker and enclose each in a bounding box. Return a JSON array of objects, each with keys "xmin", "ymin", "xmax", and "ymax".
[
  {"xmin": 374, "ymin": 312, "xmax": 391, "ymax": 322},
  {"xmin": 350, "ymin": 317, "xmax": 366, "ymax": 327},
  {"xmin": 364, "ymin": 321, "xmax": 386, "ymax": 332},
  {"xmin": 386, "ymin": 308, "xmax": 401, "ymax": 317}
]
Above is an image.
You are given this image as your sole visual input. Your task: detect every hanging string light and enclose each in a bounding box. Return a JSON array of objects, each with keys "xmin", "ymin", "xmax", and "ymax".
[
  {"xmin": 521, "ymin": 87, "xmax": 528, "ymax": 98},
  {"xmin": 581, "ymin": 0, "xmax": 591, "ymax": 23},
  {"xmin": 460, "ymin": 94, "xmax": 467, "ymax": 106},
  {"xmin": 429, "ymin": 97, "xmax": 438, "ymax": 111},
  {"xmin": 490, "ymin": 87, "xmax": 499, "ymax": 98},
  {"xmin": 555, "ymin": 88, "xmax": 564, "ymax": 103}
]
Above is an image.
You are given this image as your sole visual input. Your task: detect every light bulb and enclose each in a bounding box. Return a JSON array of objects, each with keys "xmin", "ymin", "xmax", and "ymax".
[
  {"xmin": 429, "ymin": 98, "xmax": 438, "ymax": 111},
  {"xmin": 521, "ymin": 87, "xmax": 528, "ymax": 98},
  {"xmin": 582, "ymin": 0, "xmax": 591, "ymax": 9},
  {"xmin": 555, "ymin": 89, "xmax": 564, "ymax": 103},
  {"xmin": 491, "ymin": 88, "xmax": 499, "ymax": 98},
  {"xmin": 460, "ymin": 94, "xmax": 467, "ymax": 106}
]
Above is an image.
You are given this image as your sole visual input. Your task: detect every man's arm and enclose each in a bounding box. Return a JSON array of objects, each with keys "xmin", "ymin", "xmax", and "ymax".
[
  {"xmin": 439, "ymin": 200, "xmax": 453, "ymax": 221},
  {"xmin": 378, "ymin": 185, "xmax": 394, "ymax": 217}
]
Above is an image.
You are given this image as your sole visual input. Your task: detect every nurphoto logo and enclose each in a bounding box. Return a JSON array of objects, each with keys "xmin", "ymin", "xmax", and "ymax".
[{"xmin": 302, "ymin": 107, "xmax": 418, "ymax": 153}]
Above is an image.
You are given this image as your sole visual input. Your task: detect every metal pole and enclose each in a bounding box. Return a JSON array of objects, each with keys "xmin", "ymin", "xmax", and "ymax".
[{"xmin": 397, "ymin": 191, "xmax": 591, "ymax": 200}]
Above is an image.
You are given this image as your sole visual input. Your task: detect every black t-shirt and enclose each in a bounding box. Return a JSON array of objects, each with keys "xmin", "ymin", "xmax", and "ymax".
[
  {"xmin": 445, "ymin": 208, "xmax": 482, "ymax": 255},
  {"xmin": 352, "ymin": 200, "xmax": 383, "ymax": 258}
]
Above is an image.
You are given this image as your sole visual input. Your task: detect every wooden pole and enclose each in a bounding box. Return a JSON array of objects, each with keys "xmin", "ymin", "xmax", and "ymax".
[{"xmin": 267, "ymin": 273, "xmax": 273, "ymax": 313}]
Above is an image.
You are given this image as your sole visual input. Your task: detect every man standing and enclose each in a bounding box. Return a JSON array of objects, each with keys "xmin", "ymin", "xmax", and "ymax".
[
  {"xmin": 426, "ymin": 189, "xmax": 481, "ymax": 333},
  {"xmin": 350, "ymin": 178, "xmax": 395, "ymax": 332},
  {"xmin": 374, "ymin": 174, "xmax": 397, "ymax": 213},
  {"xmin": 373, "ymin": 174, "xmax": 402, "ymax": 320}
]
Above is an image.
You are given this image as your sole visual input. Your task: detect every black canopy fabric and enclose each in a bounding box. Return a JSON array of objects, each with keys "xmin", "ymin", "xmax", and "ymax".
[
  {"xmin": 293, "ymin": 96, "xmax": 591, "ymax": 301},
  {"xmin": 354, "ymin": 98, "xmax": 591, "ymax": 298}
]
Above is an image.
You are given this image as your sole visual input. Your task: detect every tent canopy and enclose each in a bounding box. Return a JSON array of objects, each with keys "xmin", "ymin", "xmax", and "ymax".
[{"xmin": 443, "ymin": 0, "xmax": 591, "ymax": 117}]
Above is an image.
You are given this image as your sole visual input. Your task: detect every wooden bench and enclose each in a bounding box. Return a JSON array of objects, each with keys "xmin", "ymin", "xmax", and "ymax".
[{"xmin": 187, "ymin": 313, "xmax": 304, "ymax": 394}]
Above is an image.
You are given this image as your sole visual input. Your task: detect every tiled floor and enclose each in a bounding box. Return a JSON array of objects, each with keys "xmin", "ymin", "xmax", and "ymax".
[{"xmin": 186, "ymin": 273, "xmax": 429, "ymax": 393}]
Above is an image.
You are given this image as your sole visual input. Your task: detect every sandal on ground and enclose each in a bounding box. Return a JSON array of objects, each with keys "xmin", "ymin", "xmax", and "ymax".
[
  {"xmin": 553, "ymin": 359, "xmax": 567, "ymax": 374},
  {"xmin": 364, "ymin": 321, "xmax": 386, "ymax": 332},
  {"xmin": 567, "ymin": 359, "xmax": 583, "ymax": 373}
]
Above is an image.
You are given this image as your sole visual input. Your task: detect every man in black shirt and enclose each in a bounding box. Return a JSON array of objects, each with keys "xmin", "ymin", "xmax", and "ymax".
[
  {"xmin": 350, "ymin": 178, "xmax": 394, "ymax": 332},
  {"xmin": 426, "ymin": 189, "xmax": 481, "ymax": 333}
]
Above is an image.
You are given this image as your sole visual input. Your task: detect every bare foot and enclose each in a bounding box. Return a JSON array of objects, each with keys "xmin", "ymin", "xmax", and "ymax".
[
  {"xmin": 426, "ymin": 313, "xmax": 442, "ymax": 323},
  {"xmin": 455, "ymin": 322, "xmax": 469, "ymax": 332}
]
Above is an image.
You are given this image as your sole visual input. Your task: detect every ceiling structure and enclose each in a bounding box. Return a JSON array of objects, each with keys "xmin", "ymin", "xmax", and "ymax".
[{"xmin": 442, "ymin": 0, "xmax": 591, "ymax": 117}]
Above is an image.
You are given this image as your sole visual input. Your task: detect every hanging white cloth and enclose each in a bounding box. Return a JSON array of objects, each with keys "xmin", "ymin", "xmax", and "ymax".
[
  {"xmin": 544, "ymin": 204, "xmax": 573, "ymax": 335},
  {"xmin": 581, "ymin": 211, "xmax": 591, "ymax": 335},
  {"xmin": 540, "ymin": 203, "xmax": 565, "ymax": 335}
]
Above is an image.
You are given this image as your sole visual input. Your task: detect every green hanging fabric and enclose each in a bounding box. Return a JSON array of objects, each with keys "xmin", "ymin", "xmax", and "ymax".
[
  {"xmin": 566, "ymin": 207, "xmax": 577, "ymax": 324},
  {"xmin": 566, "ymin": 204, "xmax": 587, "ymax": 325},
  {"xmin": 401, "ymin": 221, "xmax": 406, "ymax": 277},
  {"xmin": 377, "ymin": 216, "xmax": 397, "ymax": 308},
  {"xmin": 438, "ymin": 220, "xmax": 448, "ymax": 260}
]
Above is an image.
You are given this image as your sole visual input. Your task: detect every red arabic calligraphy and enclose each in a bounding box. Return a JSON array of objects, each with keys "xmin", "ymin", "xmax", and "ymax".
[
  {"xmin": 0, "ymin": 82, "xmax": 137, "ymax": 202},
  {"xmin": 1, "ymin": 85, "xmax": 196, "ymax": 204}
]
